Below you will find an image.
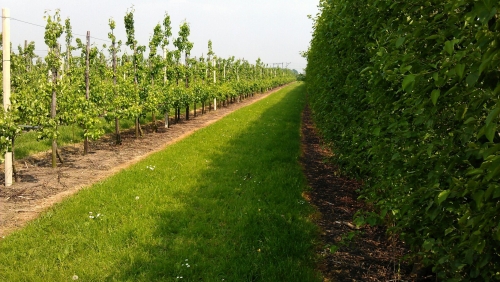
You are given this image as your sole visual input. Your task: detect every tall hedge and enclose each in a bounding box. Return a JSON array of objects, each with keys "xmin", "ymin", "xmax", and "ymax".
[{"xmin": 306, "ymin": 0, "xmax": 500, "ymax": 280}]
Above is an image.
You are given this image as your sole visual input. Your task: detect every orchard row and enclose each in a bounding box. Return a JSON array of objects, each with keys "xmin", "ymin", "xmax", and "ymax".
[{"xmin": 1, "ymin": 8, "xmax": 296, "ymax": 167}]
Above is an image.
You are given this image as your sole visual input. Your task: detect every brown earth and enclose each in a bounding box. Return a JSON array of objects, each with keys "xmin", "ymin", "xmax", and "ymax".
[{"xmin": 300, "ymin": 104, "xmax": 435, "ymax": 281}]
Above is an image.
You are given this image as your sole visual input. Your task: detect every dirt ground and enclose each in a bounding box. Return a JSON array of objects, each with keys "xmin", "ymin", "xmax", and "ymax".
[
  {"xmin": 300, "ymin": 105, "xmax": 435, "ymax": 281},
  {"xmin": 1, "ymin": 85, "xmax": 434, "ymax": 281}
]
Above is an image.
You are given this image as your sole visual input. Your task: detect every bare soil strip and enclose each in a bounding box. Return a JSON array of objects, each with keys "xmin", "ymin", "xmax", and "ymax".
[
  {"xmin": 0, "ymin": 86, "xmax": 286, "ymax": 238},
  {"xmin": 300, "ymin": 105, "xmax": 435, "ymax": 281}
]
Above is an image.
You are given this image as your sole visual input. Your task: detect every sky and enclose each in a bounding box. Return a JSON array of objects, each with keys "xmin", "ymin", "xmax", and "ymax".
[{"xmin": 1, "ymin": 0, "xmax": 319, "ymax": 73}]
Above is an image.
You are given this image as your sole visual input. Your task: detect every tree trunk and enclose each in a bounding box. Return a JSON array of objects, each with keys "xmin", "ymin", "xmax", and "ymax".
[
  {"xmin": 152, "ymin": 112, "xmax": 158, "ymax": 132},
  {"xmin": 56, "ymin": 148, "xmax": 64, "ymax": 164},
  {"xmin": 138, "ymin": 117, "xmax": 144, "ymax": 136},
  {"xmin": 52, "ymin": 139, "xmax": 57, "ymax": 168},
  {"xmin": 84, "ymin": 137, "xmax": 89, "ymax": 154},
  {"xmin": 186, "ymin": 105, "xmax": 189, "ymax": 120},
  {"xmin": 11, "ymin": 137, "xmax": 19, "ymax": 182},
  {"xmin": 135, "ymin": 117, "xmax": 140, "ymax": 138},
  {"xmin": 51, "ymin": 79, "xmax": 57, "ymax": 168},
  {"xmin": 115, "ymin": 117, "xmax": 121, "ymax": 145}
]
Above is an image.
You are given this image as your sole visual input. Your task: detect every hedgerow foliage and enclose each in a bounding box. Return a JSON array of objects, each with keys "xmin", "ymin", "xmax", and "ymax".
[{"xmin": 305, "ymin": 0, "xmax": 500, "ymax": 280}]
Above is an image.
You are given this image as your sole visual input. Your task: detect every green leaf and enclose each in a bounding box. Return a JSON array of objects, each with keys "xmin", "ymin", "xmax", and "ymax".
[
  {"xmin": 479, "ymin": 54, "xmax": 493, "ymax": 74},
  {"xmin": 423, "ymin": 238, "xmax": 435, "ymax": 251},
  {"xmin": 360, "ymin": 66, "xmax": 373, "ymax": 74},
  {"xmin": 444, "ymin": 85, "xmax": 458, "ymax": 96},
  {"xmin": 485, "ymin": 107, "xmax": 500, "ymax": 126},
  {"xmin": 402, "ymin": 74, "xmax": 415, "ymax": 92},
  {"xmin": 432, "ymin": 72, "xmax": 438, "ymax": 81},
  {"xmin": 455, "ymin": 51, "xmax": 466, "ymax": 61},
  {"xmin": 395, "ymin": 36, "xmax": 405, "ymax": 48},
  {"xmin": 472, "ymin": 190, "xmax": 485, "ymax": 209},
  {"xmin": 466, "ymin": 72, "xmax": 480, "ymax": 87},
  {"xmin": 431, "ymin": 89, "xmax": 440, "ymax": 106},
  {"xmin": 427, "ymin": 144, "xmax": 434, "ymax": 157},
  {"xmin": 485, "ymin": 184, "xmax": 496, "ymax": 200},
  {"xmin": 464, "ymin": 117, "xmax": 475, "ymax": 124},
  {"xmin": 486, "ymin": 157, "xmax": 500, "ymax": 181},
  {"xmin": 445, "ymin": 227, "xmax": 455, "ymax": 236},
  {"xmin": 455, "ymin": 64, "xmax": 465, "ymax": 79},
  {"xmin": 466, "ymin": 168, "xmax": 484, "ymax": 176},
  {"xmin": 400, "ymin": 65, "xmax": 412, "ymax": 73},
  {"xmin": 444, "ymin": 40, "xmax": 455, "ymax": 55},
  {"xmin": 458, "ymin": 212, "xmax": 470, "ymax": 226},
  {"xmin": 476, "ymin": 240, "xmax": 486, "ymax": 254},
  {"xmin": 483, "ymin": 144, "xmax": 500, "ymax": 158},
  {"xmin": 485, "ymin": 122, "xmax": 496, "ymax": 142},
  {"xmin": 329, "ymin": 245, "xmax": 338, "ymax": 253},
  {"xmin": 433, "ymin": 72, "xmax": 446, "ymax": 87},
  {"xmin": 373, "ymin": 127, "xmax": 381, "ymax": 136},
  {"xmin": 437, "ymin": 190, "xmax": 450, "ymax": 205},
  {"xmin": 426, "ymin": 35, "xmax": 440, "ymax": 40}
]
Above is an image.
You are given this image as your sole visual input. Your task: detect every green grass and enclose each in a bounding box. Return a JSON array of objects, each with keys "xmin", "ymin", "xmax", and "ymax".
[{"xmin": 0, "ymin": 82, "xmax": 321, "ymax": 281}]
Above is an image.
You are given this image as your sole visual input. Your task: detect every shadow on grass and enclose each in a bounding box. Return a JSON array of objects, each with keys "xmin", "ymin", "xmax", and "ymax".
[
  {"xmin": 113, "ymin": 84, "xmax": 321, "ymax": 281},
  {"xmin": 0, "ymin": 84, "xmax": 320, "ymax": 282}
]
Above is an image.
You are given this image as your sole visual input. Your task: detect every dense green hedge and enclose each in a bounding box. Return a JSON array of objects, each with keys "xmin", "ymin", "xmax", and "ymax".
[{"xmin": 306, "ymin": 0, "xmax": 500, "ymax": 280}]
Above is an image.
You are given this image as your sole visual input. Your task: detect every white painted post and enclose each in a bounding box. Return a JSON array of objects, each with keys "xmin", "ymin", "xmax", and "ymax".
[
  {"xmin": 4, "ymin": 152, "xmax": 12, "ymax": 186},
  {"xmin": 2, "ymin": 9, "xmax": 10, "ymax": 111},
  {"xmin": 213, "ymin": 58, "xmax": 217, "ymax": 110},
  {"xmin": 3, "ymin": 8, "xmax": 12, "ymax": 187},
  {"xmin": 84, "ymin": 31, "xmax": 90, "ymax": 155}
]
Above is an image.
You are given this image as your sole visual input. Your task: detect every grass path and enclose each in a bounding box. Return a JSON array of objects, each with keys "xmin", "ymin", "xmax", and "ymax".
[{"xmin": 0, "ymin": 83, "xmax": 321, "ymax": 281}]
